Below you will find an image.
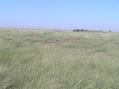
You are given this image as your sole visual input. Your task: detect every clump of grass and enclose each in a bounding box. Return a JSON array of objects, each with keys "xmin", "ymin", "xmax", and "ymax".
[{"xmin": 0, "ymin": 28, "xmax": 119, "ymax": 89}]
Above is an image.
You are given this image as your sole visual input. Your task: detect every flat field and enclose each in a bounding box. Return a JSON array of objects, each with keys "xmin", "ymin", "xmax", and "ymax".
[{"xmin": 0, "ymin": 29, "xmax": 119, "ymax": 89}]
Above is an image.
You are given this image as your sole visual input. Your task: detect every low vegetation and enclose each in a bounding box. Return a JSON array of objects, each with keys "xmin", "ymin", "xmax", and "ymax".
[{"xmin": 0, "ymin": 28, "xmax": 119, "ymax": 89}]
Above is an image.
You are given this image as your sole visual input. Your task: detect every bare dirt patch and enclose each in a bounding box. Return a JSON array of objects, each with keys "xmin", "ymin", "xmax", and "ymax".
[
  {"xmin": 33, "ymin": 40, "xmax": 77, "ymax": 46},
  {"xmin": 0, "ymin": 65, "xmax": 8, "ymax": 72}
]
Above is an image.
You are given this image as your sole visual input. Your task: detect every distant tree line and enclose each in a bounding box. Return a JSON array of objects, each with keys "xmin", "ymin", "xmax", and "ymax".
[
  {"xmin": 73, "ymin": 29, "xmax": 112, "ymax": 32},
  {"xmin": 73, "ymin": 29, "xmax": 88, "ymax": 32}
]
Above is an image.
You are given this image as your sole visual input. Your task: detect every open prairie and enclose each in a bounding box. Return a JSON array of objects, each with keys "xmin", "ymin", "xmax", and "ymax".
[{"xmin": 0, "ymin": 28, "xmax": 119, "ymax": 89}]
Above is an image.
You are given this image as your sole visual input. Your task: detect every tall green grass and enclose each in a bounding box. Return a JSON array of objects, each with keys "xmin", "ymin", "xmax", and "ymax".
[{"xmin": 0, "ymin": 28, "xmax": 119, "ymax": 89}]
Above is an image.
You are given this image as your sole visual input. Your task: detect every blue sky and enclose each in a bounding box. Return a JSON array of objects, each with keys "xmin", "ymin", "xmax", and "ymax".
[{"xmin": 0, "ymin": 0, "xmax": 119, "ymax": 32}]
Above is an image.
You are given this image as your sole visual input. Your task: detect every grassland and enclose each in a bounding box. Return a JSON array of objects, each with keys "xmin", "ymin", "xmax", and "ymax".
[{"xmin": 0, "ymin": 28, "xmax": 119, "ymax": 89}]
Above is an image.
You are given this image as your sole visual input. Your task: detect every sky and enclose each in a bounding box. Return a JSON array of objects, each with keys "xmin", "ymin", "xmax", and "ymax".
[{"xmin": 0, "ymin": 0, "xmax": 119, "ymax": 32}]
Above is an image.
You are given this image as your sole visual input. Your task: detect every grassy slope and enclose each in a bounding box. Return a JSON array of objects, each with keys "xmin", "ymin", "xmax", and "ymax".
[{"xmin": 0, "ymin": 29, "xmax": 119, "ymax": 89}]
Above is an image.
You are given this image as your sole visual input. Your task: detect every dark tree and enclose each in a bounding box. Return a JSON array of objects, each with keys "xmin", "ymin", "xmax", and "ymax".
[
  {"xmin": 81, "ymin": 29, "xmax": 84, "ymax": 31},
  {"xmin": 73, "ymin": 29, "xmax": 80, "ymax": 32}
]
